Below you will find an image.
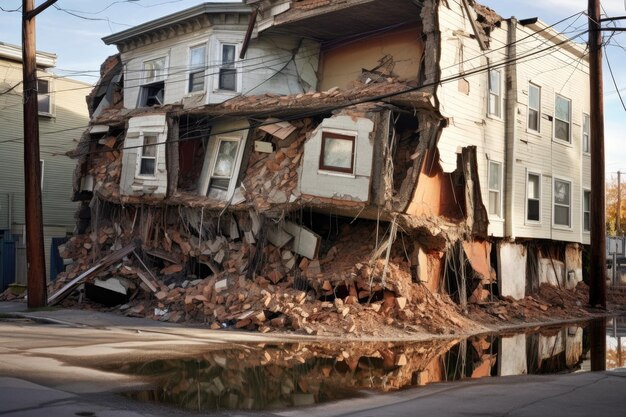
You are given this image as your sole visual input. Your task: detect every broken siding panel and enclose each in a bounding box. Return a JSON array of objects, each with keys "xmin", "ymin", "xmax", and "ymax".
[
  {"xmin": 298, "ymin": 115, "xmax": 374, "ymax": 202},
  {"xmin": 436, "ymin": 1, "xmax": 508, "ymax": 237}
]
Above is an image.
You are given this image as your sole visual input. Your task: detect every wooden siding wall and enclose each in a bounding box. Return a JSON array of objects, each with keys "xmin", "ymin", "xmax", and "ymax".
[
  {"xmin": 435, "ymin": 0, "xmax": 508, "ymax": 238},
  {"xmin": 0, "ymin": 59, "xmax": 89, "ymax": 232},
  {"xmin": 121, "ymin": 26, "xmax": 320, "ymax": 109}
]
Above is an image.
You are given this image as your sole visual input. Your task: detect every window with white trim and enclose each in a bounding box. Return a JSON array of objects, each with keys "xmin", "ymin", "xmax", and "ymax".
[
  {"xmin": 207, "ymin": 137, "xmax": 240, "ymax": 199},
  {"xmin": 139, "ymin": 57, "xmax": 167, "ymax": 107},
  {"xmin": 488, "ymin": 160, "xmax": 502, "ymax": 217},
  {"xmin": 527, "ymin": 172, "xmax": 541, "ymax": 222},
  {"xmin": 37, "ymin": 79, "xmax": 52, "ymax": 115},
  {"xmin": 554, "ymin": 95, "xmax": 571, "ymax": 142},
  {"xmin": 218, "ymin": 44, "xmax": 237, "ymax": 91},
  {"xmin": 139, "ymin": 134, "xmax": 158, "ymax": 176},
  {"xmin": 582, "ymin": 113, "xmax": 590, "ymax": 153},
  {"xmin": 188, "ymin": 45, "xmax": 206, "ymax": 93},
  {"xmin": 583, "ymin": 189, "xmax": 591, "ymax": 232},
  {"xmin": 528, "ymin": 83, "xmax": 540, "ymax": 132},
  {"xmin": 488, "ymin": 69, "xmax": 501, "ymax": 117},
  {"xmin": 553, "ymin": 178, "xmax": 571, "ymax": 227}
]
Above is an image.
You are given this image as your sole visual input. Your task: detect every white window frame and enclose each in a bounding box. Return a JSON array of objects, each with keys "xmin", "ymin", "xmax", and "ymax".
[
  {"xmin": 188, "ymin": 44, "xmax": 207, "ymax": 94},
  {"xmin": 37, "ymin": 78, "xmax": 53, "ymax": 116},
  {"xmin": 525, "ymin": 171, "xmax": 541, "ymax": 224},
  {"xmin": 488, "ymin": 160, "xmax": 503, "ymax": 218},
  {"xmin": 217, "ymin": 43, "xmax": 238, "ymax": 92},
  {"xmin": 199, "ymin": 132, "xmax": 247, "ymax": 201},
  {"xmin": 488, "ymin": 69, "xmax": 502, "ymax": 119},
  {"xmin": 583, "ymin": 188, "xmax": 591, "ymax": 233},
  {"xmin": 139, "ymin": 56, "xmax": 168, "ymax": 107},
  {"xmin": 582, "ymin": 113, "xmax": 590, "ymax": 154},
  {"xmin": 552, "ymin": 177, "xmax": 572, "ymax": 229},
  {"xmin": 527, "ymin": 83, "xmax": 541, "ymax": 133},
  {"xmin": 136, "ymin": 132, "xmax": 159, "ymax": 179},
  {"xmin": 553, "ymin": 94, "xmax": 572, "ymax": 144}
]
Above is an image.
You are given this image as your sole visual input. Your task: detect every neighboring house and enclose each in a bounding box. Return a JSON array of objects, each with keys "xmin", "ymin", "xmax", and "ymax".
[
  {"xmin": 0, "ymin": 42, "xmax": 91, "ymax": 289},
  {"xmin": 62, "ymin": 0, "xmax": 590, "ymax": 325}
]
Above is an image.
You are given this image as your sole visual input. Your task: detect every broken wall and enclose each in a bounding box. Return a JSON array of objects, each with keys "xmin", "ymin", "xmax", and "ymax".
[
  {"xmin": 299, "ymin": 114, "xmax": 375, "ymax": 203},
  {"xmin": 319, "ymin": 23, "xmax": 424, "ymax": 91},
  {"xmin": 497, "ymin": 242, "xmax": 526, "ymax": 300},
  {"xmin": 119, "ymin": 114, "xmax": 168, "ymax": 197}
]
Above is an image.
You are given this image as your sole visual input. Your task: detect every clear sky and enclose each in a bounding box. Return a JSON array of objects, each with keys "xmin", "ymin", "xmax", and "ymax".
[{"xmin": 0, "ymin": 0, "xmax": 624, "ymax": 174}]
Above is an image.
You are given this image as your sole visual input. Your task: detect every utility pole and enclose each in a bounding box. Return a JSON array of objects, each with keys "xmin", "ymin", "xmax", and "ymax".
[
  {"xmin": 22, "ymin": 0, "xmax": 58, "ymax": 308},
  {"xmin": 618, "ymin": 170, "xmax": 622, "ymax": 235},
  {"xmin": 588, "ymin": 0, "xmax": 607, "ymax": 308}
]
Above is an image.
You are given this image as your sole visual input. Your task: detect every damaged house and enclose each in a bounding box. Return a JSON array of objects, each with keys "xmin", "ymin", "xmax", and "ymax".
[{"xmin": 55, "ymin": 0, "xmax": 591, "ymax": 332}]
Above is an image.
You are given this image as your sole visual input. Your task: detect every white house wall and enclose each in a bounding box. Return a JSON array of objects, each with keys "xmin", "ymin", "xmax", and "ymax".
[
  {"xmin": 435, "ymin": 0, "xmax": 508, "ymax": 238},
  {"xmin": 121, "ymin": 28, "xmax": 319, "ymax": 109},
  {"xmin": 299, "ymin": 116, "xmax": 375, "ymax": 202},
  {"xmin": 435, "ymin": 1, "xmax": 590, "ymax": 244},
  {"xmin": 511, "ymin": 22, "xmax": 590, "ymax": 245}
]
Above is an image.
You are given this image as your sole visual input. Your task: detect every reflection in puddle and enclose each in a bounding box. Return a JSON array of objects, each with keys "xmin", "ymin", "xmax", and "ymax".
[{"xmin": 106, "ymin": 319, "xmax": 624, "ymax": 412}]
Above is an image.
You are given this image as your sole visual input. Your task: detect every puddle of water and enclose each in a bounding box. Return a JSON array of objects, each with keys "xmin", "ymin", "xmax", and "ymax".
[{"xmin": 103, "ymin": 318, "xmax": 625, "ymax": 412}]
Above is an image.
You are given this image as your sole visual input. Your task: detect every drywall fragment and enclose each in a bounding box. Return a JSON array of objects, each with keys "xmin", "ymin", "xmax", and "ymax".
[
  {"xmin": 267, "ymin": 224, "xmax": 293, "ymax": 249},
  {"xmin": 249, "ymin": 209, "xmax": 261, "ymax": 236},
  {"xmin": 215, "ymin": 279, "xmax": 228, "ymax": 293},
  {"xmin": 258, "ymin": 118, "xmax": 297, "ymax": 141},
  {"xmin": 254, "ymin": 141, "xmax": 274, "ymax": 153},
  {"xmin": 284, "ymin": 221, "xmax": 321, "ymax": 259}
]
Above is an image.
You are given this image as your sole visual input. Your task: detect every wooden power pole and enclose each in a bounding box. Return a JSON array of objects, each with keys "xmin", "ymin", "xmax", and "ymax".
[
  {"xmin": 618, "ymin": 171, "xmax": 622, "ymax": 235},
  {"xmin": 22, "ymin": 0, "xmax": 58, "ymax": 308},
  {"xmin": 588, "ymin": 0, "xmax": 607, "ymax": 308}
]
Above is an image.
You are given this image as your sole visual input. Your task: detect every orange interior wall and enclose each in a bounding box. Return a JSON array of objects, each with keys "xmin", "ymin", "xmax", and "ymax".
[
  {"xmin": 319, "ymin": 23, "xmax": 423, "ymax": 91},
  {"xmin": 406, "ymin": 148, "xmax": 465, "ymax": 220}
]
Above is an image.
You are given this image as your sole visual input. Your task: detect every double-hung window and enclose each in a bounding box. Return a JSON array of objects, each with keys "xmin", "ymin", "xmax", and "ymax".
[
  {"xmin": 488, "ymin": 160, "xmax": 502, "ymax": 217},
  {"xmin": 189, "ymin": 45, "xmax": 206, "ymax": 93},
  {"xmin": 583, "ymin": 190, "xmax": 591, "ymax": 232},
  {"xmin": 554, "ymin": 95, "xmax": 571, "ymax": 142},
  {"xmin": 582, "ymin": 113, "xmax": 590, "ymax": 153},
  {"xmin": 528, "ymin": 83, "xmax": 540, "ymax": 132},
  {"xmin": 527, "ymin": 173, "xmax": 541, "ymax": 222},
  {"xmin": 488, "ymin": 69, "xmax": 501, "ymax": 118},
  {"xmin": 218, "ymin": 44, "xmax": 237, "ymax": 91},
  {"xmin": 139, "ymin": 134, "xmax": 158, "ymax": 176},
  {"xmin": 553, "ymin": 179, "xmax": 571, "ymax": 227},
  {"xmin": 37, "ymin": 79, "xmax": 52, "ymax": 115}
]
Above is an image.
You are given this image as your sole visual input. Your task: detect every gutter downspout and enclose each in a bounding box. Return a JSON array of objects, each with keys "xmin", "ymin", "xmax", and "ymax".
[
  {"xmin": 504, "ymin": 18, "xmax": 517, "ymax": 239},
  {"xmin": 8, "ymin": 192, "xmax": 13, "ymax": 231}
]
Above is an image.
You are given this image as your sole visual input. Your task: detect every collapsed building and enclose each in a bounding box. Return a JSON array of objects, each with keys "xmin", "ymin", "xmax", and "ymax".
[{"xmin": 52, "ymin": 0, "xmax": 591, "ymax": 333}]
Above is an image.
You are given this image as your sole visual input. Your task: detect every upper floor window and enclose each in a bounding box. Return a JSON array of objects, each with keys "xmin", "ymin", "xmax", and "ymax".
[
  {"xmin": 319, "ymin": 132, "xmax": 356, "ymax": 175},
  {"xmin": 37, "ymin": 79, "xmax": 52, "ymax": 115},
  {"xmin": 527, "ymin": 172, "xmax": 541, "ymax": 222},
  {"xmin": 488, "ymin": 69, "xmax": 501, "ymax": 118},
  {"xmin": 554, "ymin": 95, "xmax": 571, "ymax": 143},
  {"xmin": 582, "ymin": 113, "xmax": 590, "ymax": 153},
  {"xmin": 553, "ymin": 178, "xmax": 571, "ymax": 227},
  {"xmin": 528, "ymin": 83, "xmax": 540, "ymax": 132},
  {"xmin": 488, "ymin": 160, "xmax": 502, "ymax": 217},
  {"xmin": 144, "ymin": 57, "xmax": 166, "ymax": 84},
  {"xmin": 218, "ymin": 44, "xmax": 237, "ymax": 91},
  {"xmin": 140, "ymin": 57, "xmax": 167, "ymax": 107},
  {"xmin": 583, "ymin": 189, "xmax": 591, "ymax": 232},
  {"xmin": 189, "ymin": 45, "xmax": 206, "ymax": 93}
]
